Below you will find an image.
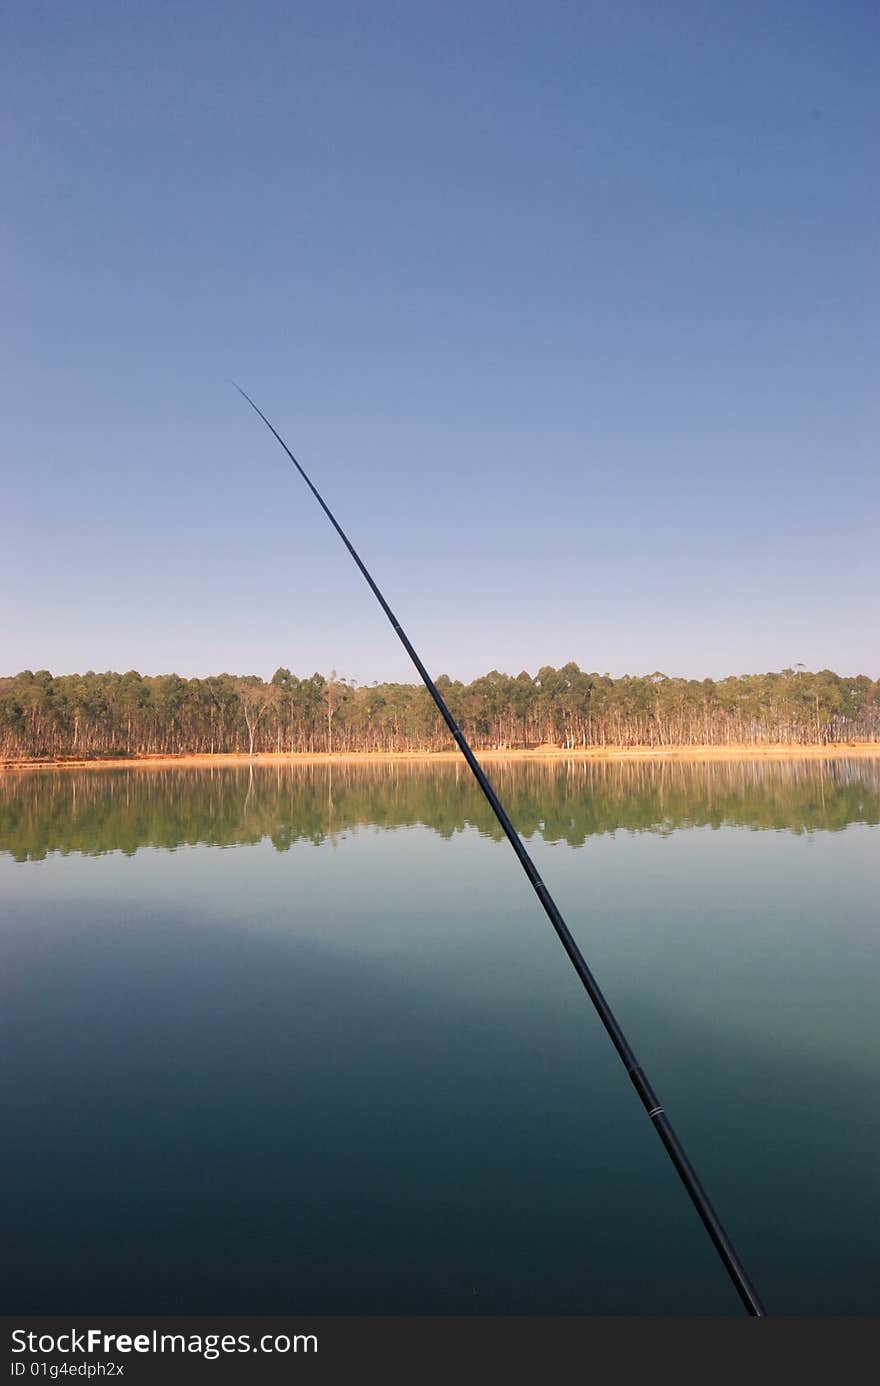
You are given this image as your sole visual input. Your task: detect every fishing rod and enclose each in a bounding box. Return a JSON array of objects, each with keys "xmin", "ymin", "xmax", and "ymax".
[{"xmin": 235, "ymin": 384, "xmax": 767, "ymax": 1317}]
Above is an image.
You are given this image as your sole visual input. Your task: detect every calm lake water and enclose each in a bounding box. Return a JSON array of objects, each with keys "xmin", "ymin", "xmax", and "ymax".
[{"xmin": 2, "ymin": 757, "xmax": 878, "ymax": 1315}]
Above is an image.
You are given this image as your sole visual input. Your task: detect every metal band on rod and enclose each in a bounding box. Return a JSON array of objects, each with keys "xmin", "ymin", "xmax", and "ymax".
[{"xmin": 235, "ymin": 384, "xmax": 767, "ymax": 1317}]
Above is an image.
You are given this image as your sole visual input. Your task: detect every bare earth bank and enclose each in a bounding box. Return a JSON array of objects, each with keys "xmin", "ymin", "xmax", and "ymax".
[{"xmin": 3, "ymin": 744, "xmax": 879, "ymax": 772}]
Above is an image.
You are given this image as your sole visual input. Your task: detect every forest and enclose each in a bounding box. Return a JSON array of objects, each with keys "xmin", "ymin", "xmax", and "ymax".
[{"xmin": 1, "ymin": 664, "xmax": 878, "ymax": 760}]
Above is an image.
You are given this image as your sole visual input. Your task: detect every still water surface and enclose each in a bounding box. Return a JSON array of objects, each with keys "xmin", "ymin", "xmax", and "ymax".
[{"xmin": 2, "ymin": 757, "xmax": 878, "ymax": 1314}]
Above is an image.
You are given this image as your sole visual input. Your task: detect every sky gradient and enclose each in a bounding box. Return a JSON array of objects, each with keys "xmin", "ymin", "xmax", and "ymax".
[{"xmin": 3, "ymin": 1, "xmax": 877, "ymax": 684}]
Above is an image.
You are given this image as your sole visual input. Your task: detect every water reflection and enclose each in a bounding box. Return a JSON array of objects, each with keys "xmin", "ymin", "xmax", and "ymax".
[{"xmin": 2, "ymin": 755, "xmax": 878, "ymax": 862}]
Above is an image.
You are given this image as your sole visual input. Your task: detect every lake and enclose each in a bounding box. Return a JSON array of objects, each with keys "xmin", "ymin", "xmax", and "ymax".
[{"xmin": 1, "ymin": 756, "xmax": 878, "ymax": 1315}]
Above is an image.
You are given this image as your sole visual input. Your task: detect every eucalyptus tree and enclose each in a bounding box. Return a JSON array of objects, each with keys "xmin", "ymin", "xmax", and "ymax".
[
  {"xmin": 236, "ymin": 677, "xmax": 277, "ymax": 757},
  {"xmin": 1, "ymin": 665, "xmax": 879, "ymax": 759}
]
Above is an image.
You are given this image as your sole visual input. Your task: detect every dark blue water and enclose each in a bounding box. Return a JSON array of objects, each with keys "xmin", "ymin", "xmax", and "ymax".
[{"xmin": 1, "ymin": 758, "xmax": 878, "ymax": 1313}]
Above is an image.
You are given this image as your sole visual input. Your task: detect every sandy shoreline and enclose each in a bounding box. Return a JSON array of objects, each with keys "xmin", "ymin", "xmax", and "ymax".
[{"xmin": 2, "ymin": 743, "xmax": 879, "ymax": 772}]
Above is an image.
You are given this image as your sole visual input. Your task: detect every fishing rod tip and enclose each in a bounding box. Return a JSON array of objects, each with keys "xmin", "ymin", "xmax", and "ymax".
[{"xmin": 230, "ymin": 380, "xmax": 261, "ymax": 413}]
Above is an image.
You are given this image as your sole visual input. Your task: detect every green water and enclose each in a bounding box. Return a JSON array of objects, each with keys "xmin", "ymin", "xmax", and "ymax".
[{"xmin": 1, "ymin": 757, "xmax": 878, "ymax": 1314}]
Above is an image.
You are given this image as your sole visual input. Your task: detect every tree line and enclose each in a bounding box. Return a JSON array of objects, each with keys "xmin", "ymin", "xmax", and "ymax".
[{"xmin": 1, "ymin": 663, "xmax": 878, "ymax": 760}]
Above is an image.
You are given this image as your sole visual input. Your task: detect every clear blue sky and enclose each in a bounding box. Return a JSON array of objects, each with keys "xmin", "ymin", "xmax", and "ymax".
[{"xmin": 3, "ymin": 1, "xmax": 877, "ymax": 684}]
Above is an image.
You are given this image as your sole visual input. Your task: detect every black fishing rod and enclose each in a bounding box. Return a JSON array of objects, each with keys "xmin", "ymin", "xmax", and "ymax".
[{"xmin": 235, "ymin": 384, "xmax": 766, "ymax": 1317}]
